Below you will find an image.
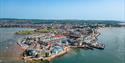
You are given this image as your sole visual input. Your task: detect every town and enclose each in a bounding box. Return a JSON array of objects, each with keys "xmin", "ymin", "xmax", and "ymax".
[{"xmin": 17, "ymin": 24, "xmax": 105, "ymax": 63}]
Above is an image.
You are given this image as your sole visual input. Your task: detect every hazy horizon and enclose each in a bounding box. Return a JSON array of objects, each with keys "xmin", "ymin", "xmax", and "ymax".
[{"xmin": 0, "ymin": 0, "xmax": 125, "ymax": 21}]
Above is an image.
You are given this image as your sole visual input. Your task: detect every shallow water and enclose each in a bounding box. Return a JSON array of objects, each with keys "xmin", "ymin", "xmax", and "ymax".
[
  {"xmin": 0, "ymin": 28, "xmax": 33, "ymax": 63},
  {"xmin": 0, "ymin": 28, "xmax": 125, "ymax": 63}
]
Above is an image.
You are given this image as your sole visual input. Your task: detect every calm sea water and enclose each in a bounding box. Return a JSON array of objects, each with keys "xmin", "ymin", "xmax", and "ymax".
[{"xmin": 0, "ymin": 28, "xmax": 125, "ymax": 63}]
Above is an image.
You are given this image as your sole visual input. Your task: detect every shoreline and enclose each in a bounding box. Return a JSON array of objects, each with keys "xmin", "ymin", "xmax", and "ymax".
[
  {"xmin": 22, "ymin": 46, "xmax": 72, "ymax": 62},
  {"xmin": 0, "ymin": 27, "xmax": 124, "ymax": 63},
  {"xmin": 17, "ymin": 39, "xmax": 72, "ymax": 62},
  {"xmin": 44, "ymin": 46, "xmax": 71, "ymax": 61},
  {"xmin": 16, "ymin": 26, "xmax": 105, "ymax": 62}
]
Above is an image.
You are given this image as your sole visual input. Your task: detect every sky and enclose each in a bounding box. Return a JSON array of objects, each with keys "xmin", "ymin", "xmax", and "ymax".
[{"xmin": 0, "ymin": 0, "xmax": 125, "ymax": 21}]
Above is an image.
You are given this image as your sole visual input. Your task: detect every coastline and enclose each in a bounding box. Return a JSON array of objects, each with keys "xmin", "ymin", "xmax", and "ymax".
[
  {"xmin": 1, "ymin": 27, "xmax": 125, "ymax": 63},
  {"xmin": 45, "ymin": 46, "xmax": 71, "ymax": 61},
  {"xmin": 16, "ymin": 27, "xmax": 105, "ymax": 62},
  {"xmin": 22, "ymin": 46, "xmax": 72, "ymax": 62}
]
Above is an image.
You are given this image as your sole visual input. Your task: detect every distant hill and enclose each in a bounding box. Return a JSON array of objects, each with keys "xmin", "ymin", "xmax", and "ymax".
[{"xmin": 0, "ymin": 18, "xmax": 123, "ymax": 25}]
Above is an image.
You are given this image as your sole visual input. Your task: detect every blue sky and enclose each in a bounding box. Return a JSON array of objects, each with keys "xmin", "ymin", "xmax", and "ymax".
[{"xmin": 0, "ymin": 0, "xmax": 125, "ymax": 21}]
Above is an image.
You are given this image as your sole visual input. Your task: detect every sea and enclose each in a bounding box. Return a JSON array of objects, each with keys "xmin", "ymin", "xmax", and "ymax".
[{"xmin": 0, "ymin": 27, "xmax": 125, "ymax": 63}]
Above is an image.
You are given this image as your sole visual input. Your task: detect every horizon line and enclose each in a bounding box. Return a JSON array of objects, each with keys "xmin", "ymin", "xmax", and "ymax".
[{"xmin": 0, "ymin": 18, "xmax": 124, "ymax": 21}]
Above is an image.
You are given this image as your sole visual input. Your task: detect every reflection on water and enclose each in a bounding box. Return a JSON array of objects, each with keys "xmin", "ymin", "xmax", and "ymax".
[{"xmin": 0, "ymin": 28, "xmax": 125, "ymax": 63}]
